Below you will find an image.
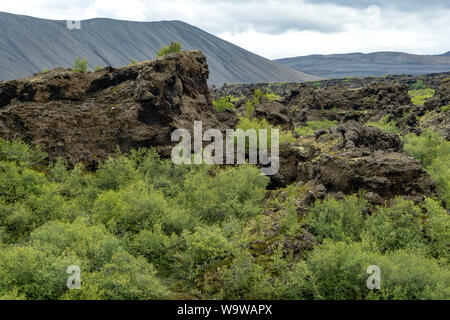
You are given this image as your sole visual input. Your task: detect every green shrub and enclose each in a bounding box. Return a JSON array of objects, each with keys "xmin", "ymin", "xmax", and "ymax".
[
  {"xmin": 307, "ymin": 195, "xmax": 368, "ymax": 243},
  {"xmin": 423, "ymin": 198, "xmax": 450, "ymax": 261},
  {"xmin": 409, "ymin": 80, "xmax": 427, "ymax": 90},
  {"xmin": 180, "ymin": 226, "xmax": 231, "ymax": 278},
  {"xmin": 73, "ymin": 58, "xmax": 88, "ymax": 73},
  {"xmin": 378, "ymin": 249, "xmax": 450, "ymax": 299},
  {"xmin": 220, "ymin": 249, "xmax": 274, "ymax": 299},
  {"xmin": 182, "ymin": 165, "xmax": 268, "ymax": 223},
  {"xmin": 295, "ymin": 120, "xmax": 338, "ymax": 136},
  {"xmin": 0, "ymin": 244, "xmax": 82, "ymax": 299},
  {"xmin": 0, "ymin": 138, "xmax": 46, "ymax": 167},
  {"xmin": 130, "ymin": 224, "xmax": 179, "ymax": 272},
  {"xmin": 213, "ymin": 97, "xmax": 235, "ymax": 112},
  {"xmin": 92, "ymin": 181, "xmax": 178, "ymax": 236},
  {"xmin": 363, "ymin": 198, "xmax": 425, "ymax": 253},
  {"xmin": 404, "ymin": 130, "xmax": 450, "ymax": 206},
  {"xmin": 264, "ymin": 90, "xmax": 281, "ymax": 101},
  {"xmin": 307, "ymin": 240, "xmax": 450, "ymax": 300},
  {"xmin": 94, "ymin": 154, "xmax": 141, "ymax": 190},
  {"xmin": 409, "ymin": 88, "xmax": 435, "ymax": 106},
  {"xmin": 63, "ymin": 250, "xmax": 168, "ymax": 300},
  {"xmin": 129, "ymin": 59, "xmax": 137, "ymax": 65},
  {"xmin": 0, "ymin": 161, "xmax": 47, "ymax": 204},
  {"xmin": 93, "ymin": 65, "xmax": 102, "ymax": 71},
  {"xmin": 244, "ymin": 99, "xmax": 255, "ymax": 118},
  {"xmin": 367, "ymin": 115, "xmax": 400, "ymax": 135},
  {"xmin": 313, "ymin": 81, "xmax": 322, "ymax": 89},
  {"xmin": 29, "ymin": 218, "xmax": 122, "ymax": 271},
  {"xmin": 253, "ymin": 89, "xmax": 263, "ymax": 104},
  {"xmin": 157, "ymin": 42, "xmax": 182, "ymax": 57},
  {"xmin": 237, "ymin": 117, "xmax": 296, "ymax": 146}
]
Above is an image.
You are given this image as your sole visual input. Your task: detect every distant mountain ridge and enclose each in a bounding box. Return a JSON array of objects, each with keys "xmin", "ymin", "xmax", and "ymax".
[
  {"xmin": 275, "ymin": 51, "xmax": 450, "ymax": 79},
  {"xmin": 0, "ymin": 11, "xmax": 318, "ymax": 85}
]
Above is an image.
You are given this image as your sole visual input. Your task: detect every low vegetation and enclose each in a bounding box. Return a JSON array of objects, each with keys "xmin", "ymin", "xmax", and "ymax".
[
  {"xmin": 295, "ymin": 120, "xmax": 338, "ymax": 136},
  {"xmin": 156, "ymin": 42, "xmax": 182, "ymax": 57},
  {"xmin": 409, "ymin": 88, "xmax": 435, "ymax": 106},
  {"xmin": 403, "ymin": 130, "xmax": 450, "ymax": 206},
  {"xmin": 0, "ymin": 137, "xmax": 448, "ymax": 300},
  {"xmin": 213, "ymin": 97, "xmax": 235, "ymax": 112},
  {"xmin": 72, "ymin": 58, "xmax": 88, "ymax": 73},
  {"xmin": 367, "ymin": 115, "xmax": 401, "ymax": 135}
]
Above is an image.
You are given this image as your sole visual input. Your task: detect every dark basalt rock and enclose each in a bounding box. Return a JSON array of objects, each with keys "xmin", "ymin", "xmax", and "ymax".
[
  {"xmin": 0, "ymin": 51, "xmax": 238, "ymax": 168},
  {"xmin": 275, "ymin": 122, "xmax": 437, "ymax": 205}
]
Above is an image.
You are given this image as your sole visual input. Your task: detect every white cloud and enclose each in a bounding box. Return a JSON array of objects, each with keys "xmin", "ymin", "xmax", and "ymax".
[{"xmin": 0, "ymin": 0, "xmax": 449, "ymax": 59}]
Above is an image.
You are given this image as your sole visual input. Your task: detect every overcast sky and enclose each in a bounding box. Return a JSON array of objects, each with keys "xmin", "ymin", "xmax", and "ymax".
[{"xmin": 1, "ymin": 0, "xmax": 449, "ymax": 59}]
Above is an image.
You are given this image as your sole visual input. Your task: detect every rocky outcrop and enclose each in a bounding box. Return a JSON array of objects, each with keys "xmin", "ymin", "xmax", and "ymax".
[
  {"xmin": 422, "ymin": 78, "xmax": 450, "ymax": 140},
  {"xmin": 213, "ymin": 81, "xmax": 414, "ymax": 130},
  {"xmin": 425, "ymin": 78, "xmax": 450, "ymax": 110},
  {"xmin": 272, "ymin": 122, "xmax": 438, "ymax": 205},
  {"xmin": 0, "ymin": 51, "xmax": 237, "ymax": 168}
]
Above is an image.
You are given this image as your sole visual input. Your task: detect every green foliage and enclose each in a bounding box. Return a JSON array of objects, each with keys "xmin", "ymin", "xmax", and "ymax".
[
  {"xmin": 129, "ymin": 59, "xmax": 137, "ymax": 65},
  {"xmin": 409, "ymin": 88, "xmax": 435, "ymax": 106},
  {"xmin": 264, "ymin": 90, "xmax": 281, "ymax": 101},
  {"xmin": 0, "ymin": 138, "xmax": 46, "ymax": 167},
  {"xmin": 423, "ymin": 198, "xmax": 450, "ymax": 261},
  {"xmin": 367, "ymin": 115, "xmax": 401, "ymax": 135},
  {"xmin": 0, "ymin": 138, "xmax": 448, "ymax": 300},
  {"xmin": 313, "ymin": 81, "xmax": 322, "ymax": 89},
  {"xmin": 363, "ymin": 198, "xmax": 425, "ymax": 253},
  {"xmin": 307, "ymin": 195, "xmax": 368, "ymax": 243},
  {"xmin": 220, "ymin": 249, "xmax": 275, "ymax": 299},
  {"xmin": 29, "ymin": 218, "xmax": 121, "ymax": 271},
  {"xmin": 182, "ymin": 166, "xmax": 268, "ymax": 223},
  {"xmin": 63, "ymin": 251, "xmax": 169, "ymax": 300},
  {"xmin": 442, "ymin": 105, "xmax": 449, "ymax": 112},
  {"xmin": 213, "ymin": 97, "xmax": 235, "ymax": 112},
  {"xmin": 0, "ymin": 244, "xmax": 82, "ymax": 299},
  {"xmin": 295, "ymin": 120, "xmax": 338, "ymax": 136},
  {"xmin": 93, "ymin": 65, "xmax": 102, "ymax": 72},
  {"xmin": 73, "ymin": 58, "xmax": 88, "ymax": 73},
  {"xmin": 179, "ymin": 226, "xmax": 231, "ymax": 279},
  {"xmin": 404, "ymin": 130, "xmax": 450, "ymax": 206},
  {"xmin": 130, "ymin": 224, "xmax": 179, "ymax": 272},
  {"xmin": 307, "ymin": 240, "xmax": 450, "ymax": 300},
  {"xmin": 253, "ymin": 89, "xmax": 263, "ymax": 104},
  {"xmin": 156, "ymin": 42, "xmax": 181, "ymax": 57},
  {"xmin": 237, "ymin": 117, "xmax": 296, "ymax": 146},
  {"xmin": 244, "ymin": 99, "xmax": 255, "ymax": 118},
  {"xmin": 409, "ymin": 79, "xmax": 428, "ymax": 90}
]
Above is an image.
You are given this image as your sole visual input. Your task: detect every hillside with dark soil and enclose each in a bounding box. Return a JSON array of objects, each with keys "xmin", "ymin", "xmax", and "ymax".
[
  {"xmin": 0, "ymin": 11, "xmax": 317, "ymax": 85},
  {"xmin": 275, "ymin": 52, "xmax": 450, "ymax": 79}
]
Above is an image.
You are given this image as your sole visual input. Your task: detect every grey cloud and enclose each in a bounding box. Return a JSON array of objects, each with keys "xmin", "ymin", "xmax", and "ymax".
[{"xmin": 302, "ymin": 0, "xmax": 450, "ymax": 10}]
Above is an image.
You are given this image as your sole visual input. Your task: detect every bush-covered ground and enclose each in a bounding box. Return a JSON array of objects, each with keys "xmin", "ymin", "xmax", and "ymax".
[{"xmin": 0, "ymin": 135, "xmax": 448, "ymax": 300}]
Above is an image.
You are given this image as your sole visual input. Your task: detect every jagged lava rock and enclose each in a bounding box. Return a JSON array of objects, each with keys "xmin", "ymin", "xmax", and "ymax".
[
  {"xmin": 273, "ymin": 122, "xmax": 438, "ymax": 204},
  {"xmin": 0, "ymin": 51, "xmax": 237, "ymax": 168}
]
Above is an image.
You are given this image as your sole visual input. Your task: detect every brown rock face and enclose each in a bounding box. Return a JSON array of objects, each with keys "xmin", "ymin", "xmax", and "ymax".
[
  {"xmin": 425, "ymin": 78, "xmax": 450, "ymax": 110},
  {"xmin": 0, "ymin": 51, "xmax": 237, "ymax": 168},
  {"xmin": 422, "ymin": 78, "xmax": 450, "ymax": 140},
  {"xmin": 272, "ymin": 122, "xmax": 438, "ymax": 204}
]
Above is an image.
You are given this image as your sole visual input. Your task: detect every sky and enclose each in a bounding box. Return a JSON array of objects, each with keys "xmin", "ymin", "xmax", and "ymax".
[{"xmin": 0, "ymin": 0, "xmax": 449, "ymax": 59}]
